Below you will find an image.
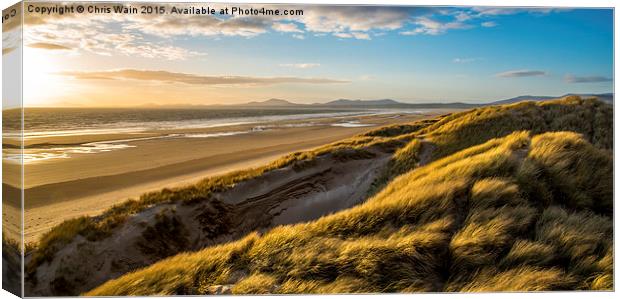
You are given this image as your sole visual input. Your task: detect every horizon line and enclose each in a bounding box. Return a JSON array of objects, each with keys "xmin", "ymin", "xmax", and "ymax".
[{"xmin": 3, "ymin": 91, "xmax": 612, "ymax": 110}]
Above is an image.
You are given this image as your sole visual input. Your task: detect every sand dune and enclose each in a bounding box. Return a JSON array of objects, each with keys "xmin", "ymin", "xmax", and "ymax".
[{"xmin": 26, "ymin": 145, "xmax": 391, "ymax": 296}]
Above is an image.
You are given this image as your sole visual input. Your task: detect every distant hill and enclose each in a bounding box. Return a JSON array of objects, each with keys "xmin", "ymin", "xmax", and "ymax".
[
  {"xmin": 138, "ymin": 93, "xmax": 613, "ymax": 110},
  {"xmin": 491, "ymin": 93, "xmax": 613, "ymax": 105},
  {"xmin": 241, "ymin": 98, "xmax": 478, "ymax": 109},
  {"xmin": 243, "ymin": 98, "xmax": 300, "ymax": 107},
  {"xmin": 243, "ymin": 94, "xmax": 614, "ymax": 109}
]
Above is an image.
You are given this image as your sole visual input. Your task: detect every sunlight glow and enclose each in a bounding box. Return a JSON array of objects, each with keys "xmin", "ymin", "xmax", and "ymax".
[{"xmin": 23, "ymin": 47, "xmax": 66, "ymax": 107}]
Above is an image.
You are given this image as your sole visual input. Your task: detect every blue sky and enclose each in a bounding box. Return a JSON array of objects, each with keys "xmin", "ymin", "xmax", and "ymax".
[{"xmin": 12, "ymin": 5, "xmax": 614, "ymax": 106}]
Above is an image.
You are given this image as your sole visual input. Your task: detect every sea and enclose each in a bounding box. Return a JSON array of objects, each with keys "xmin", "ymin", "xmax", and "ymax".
[{"xmin": 2, "ymin": 107, "xmax": 426, "ymax": 164}]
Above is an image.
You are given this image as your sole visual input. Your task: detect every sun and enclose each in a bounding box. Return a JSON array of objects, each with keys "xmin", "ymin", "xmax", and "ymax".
[{"xmin": 22, "ymin": 47, "xmax": 66, "ymax": 107}]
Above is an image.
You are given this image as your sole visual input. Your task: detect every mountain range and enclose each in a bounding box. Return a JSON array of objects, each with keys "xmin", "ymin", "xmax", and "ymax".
[
  {"xmin": 135, "ymin": 93, "xmax": 612, "ymax": 110},
  {"xmin": 240, "ymin": 93, "xmax": 613, "ymax": 108},
  {"xmin": 241, "ymin": 98, "xmax": 475, "ymax": 109}
]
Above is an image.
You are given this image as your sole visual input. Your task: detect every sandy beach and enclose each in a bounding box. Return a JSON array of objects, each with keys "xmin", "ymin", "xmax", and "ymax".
[{"xmin": 4, "ymin": 111, "xmax": 451, "ymax": 243}]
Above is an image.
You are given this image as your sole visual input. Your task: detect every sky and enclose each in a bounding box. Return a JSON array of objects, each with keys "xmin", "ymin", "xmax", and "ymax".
[{"xmin": 2, "ymin": 3, "xmax": 614, "ymax": 107}]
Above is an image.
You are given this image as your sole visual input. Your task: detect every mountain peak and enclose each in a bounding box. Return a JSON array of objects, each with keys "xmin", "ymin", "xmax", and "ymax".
[{"xmin": 244, "ymin": 98, "xmax": 296, "ymax": 106}]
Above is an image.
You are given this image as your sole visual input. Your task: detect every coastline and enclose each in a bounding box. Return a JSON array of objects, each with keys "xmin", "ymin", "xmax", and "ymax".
[{"xmin": 13, "ymin": 111, "xmax": 451, "ymax": 243}]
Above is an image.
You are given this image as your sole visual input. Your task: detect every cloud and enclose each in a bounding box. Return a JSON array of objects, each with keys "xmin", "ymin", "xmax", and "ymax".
[
  {"xmin": 351, "ymin": 32, "xmax": 371, "ymax": 40},
  {"xmin": 495, "ymin": 70, "xmax": 547, "ymax": 78},
  {"xmin": 470, "ymin": 8, "xmax": 522, "ymax": 16},
  {"xmin": 127, "ymin": 15, "xmax": 272, "ymax": 38},
  {"xmin": 272, "ymin": 22, "xmax": 303, "ymax": 33},
  {"xmin": 22, "ymin": 4, "xmax": 269, "ymax": 59},
  {"xmin": 114, "ymin": 43, "xmax": 206, "ymax": 61},
  {"xmin": 23, "ymin": 4, "xmax": 273, "ymax": 38},
  {"xmin": 27, "ymin": 42, "xmax": 72, "ymax": 50},
  {"xmin": 445, "ymin": 8, "xmax": 558, "ymax": 30},
  {"xmin": 453, "ymin": 57, "xmax": 481, "ymax": 63},
  {"xmin": 24, "ymin": 23, "xmax": 206, "ymax": 60},
  {"xmin": 454, "ymin": 11, "xmax": 473, "ymax": 22},
  {"xmin": 400, "ymin": 17, "xmax": 470, "ymax": 35},
  {"xmin": 21, "ymin": 5, "xmax": 564, "ymax": 58},
  {"xmin": 2, "ymin": 47, "xmax": 16, "ymax": 55},
  {"xmin": 2, "ymin": 25, "xmax": 20, "ymax": 56},
  {"xmin": 334, "ymin": 32, "xmax": 353, "ymax": 38},
  {"xmin": 472, "ymin": 7, "xmax": 560, "ymax": 16},
  {"xmin": 279, "ymin": 63, "xmax": 320, "ymax": 69},
  {"xmin": 564, "ymin": 74, "xmax": 613, "ymax": 83},
  {"xmin": 22, "ymin": 5, "xmax": 419, "ymax": 39},
  {"xmin": 334, "ymin": 32, "xmax": 371, "ymax": 40},
  {"xmin": 58, "ymin": 69, "xmax": 349, "ymax": 86},
  {"xmin": 298, "ymin": 6, "xmax": 411, "ymax": 34}
]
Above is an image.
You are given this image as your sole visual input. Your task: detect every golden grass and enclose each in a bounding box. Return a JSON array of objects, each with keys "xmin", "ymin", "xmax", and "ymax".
[
  {"xmin": 528, "ymin": 132, "xmax": 613, "ymax": 213},
  {"xmin": 231, "ymin": 273, "xmax": 277, "ymax": 294},
  {"xmin": 419, "ymin": 96, "xmax": 612, "ymax": 157},
  {"xmin": 86, "ymin": 111, "xmax": 614, "ymax": 295},
  {"xmin": 457, "ymin": 267, "xmax": 575, "ymax": 291},
  {"xmin": 500, "ymin": 240, "xmax": 556, "ymax": 268},
  {"xmin": 389, "ymin": 138, "xmax": 423, "ymax": 176}
]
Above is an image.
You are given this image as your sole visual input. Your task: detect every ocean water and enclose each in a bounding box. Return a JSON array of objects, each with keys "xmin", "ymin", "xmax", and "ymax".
[
  {"xmin": 3, "ymin": 108, "xmax": 363, "ymax": 136},
  {"xmin": 2, "ymin": 108, "xmax": 425, "ymax": 163}
]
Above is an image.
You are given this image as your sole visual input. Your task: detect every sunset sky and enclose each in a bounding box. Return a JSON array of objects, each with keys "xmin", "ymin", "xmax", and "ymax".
[{"xmin": 2, "ymin": 3, "xmax": 614, "ymax": 107}]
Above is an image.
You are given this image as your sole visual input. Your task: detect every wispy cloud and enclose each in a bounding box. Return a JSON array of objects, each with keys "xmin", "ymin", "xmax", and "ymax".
[
  {"xmin": 472, "ymin": 7, "xmax": 561, "ymax": 16},
  {"xmin": 400, "ymin": 16, "xmax": 470, "ymax": 36},
  {"xmin": 58, "ymin": 69, "xmax": 349, "ymax": 86},
  {"xmin": 495, "ymin": 70, "xmax": 547, "ymax": 78},
  {"xmin": 439, "ymin": 7, "xmax": 557, "ymax": 31},
  {"xmin": 28, "ymin": 42, "xmax": 72, "ymax": 50},
  {"xmin": 272, "ymin": 22, "xmax": 303, "ymax": 33},
  {"xmin": 299, "ymin": 6, "xmax": 411, "ymax": 35},
  {"xmin": 564, "ymin": 74, "xmax": 613, "ymax": 83},
  {"xmin": 279, "ymin": 63, "xmax": 320, "ymax": 69},
  {"xmin": 452, "ymin": 57, "xmax": 481, "ymax": 63},
  {"xmin": 2, "ymin": 47, "xmax": 16, "ymax": 55},
  {"xmin": 24, "ymin": 24, "xmax": 206, "ymax": 60},
  {"xmin": 334, "ymin": 32, "xmax": 353, "ymax": 38},
  {"xmin": 2, "ymin": 24, "xmax": 20, "ymax": 56},
  {"xmin": 129, "ymin": 15, "xmax": 273, "ymax": 38},
  {"xmin": 333, "ymin": 31, "xmax": 371, "ymax": 40},
  {"xmin": 352, "ymin": 32, "xmax": 371, "ymax": 40}
]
